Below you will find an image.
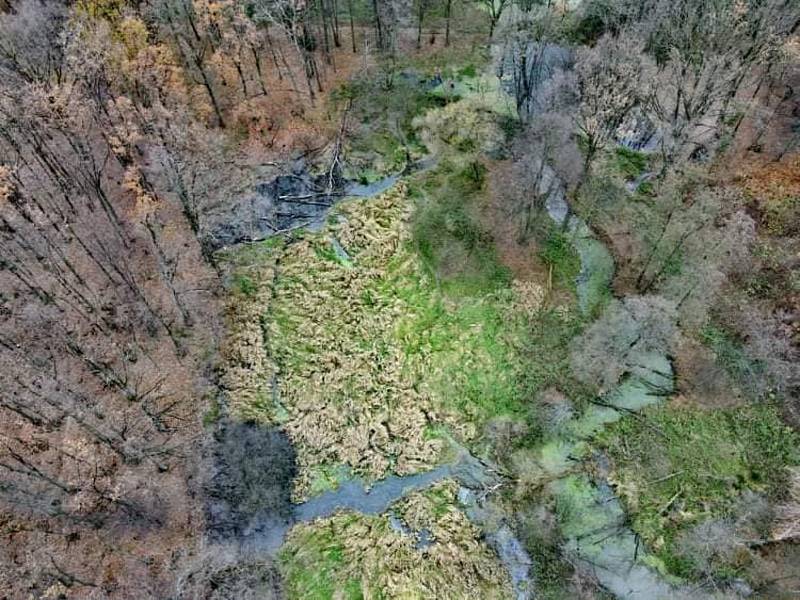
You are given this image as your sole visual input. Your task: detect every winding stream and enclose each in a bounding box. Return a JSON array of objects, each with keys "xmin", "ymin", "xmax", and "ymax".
[
  {"xmin": 541, "ymin": 155, "xmax": 722, "ymax": 600},
  {"xmin": 233, "ymin": 65, "xmax": 715, "ymax": 598}
]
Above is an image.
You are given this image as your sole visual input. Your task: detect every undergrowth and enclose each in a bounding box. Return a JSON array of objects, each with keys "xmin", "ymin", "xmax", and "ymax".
[
  {"xmin": 538, "ymin": 225, "xmax": 581, "ymax": 292},
  {"xmin": 613, "ymin": 146, "xmax": 650, "ymax": 180},
  {"xmin": 410, "ymin": 159, "xmax": 511, "ymax": 295},
  {"xmin": 700, "ymin": 324, "xmax": 764, "ymax": 397},
  {"xmin": 598, "ymin": 403, "xmax": 800, "ymax": 578}
]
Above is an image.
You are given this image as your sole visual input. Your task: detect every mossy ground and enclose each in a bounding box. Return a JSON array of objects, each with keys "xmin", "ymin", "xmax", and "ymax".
[{"xmin": 597, "ymin": 403, "xmax": 800, "ymax": 578}]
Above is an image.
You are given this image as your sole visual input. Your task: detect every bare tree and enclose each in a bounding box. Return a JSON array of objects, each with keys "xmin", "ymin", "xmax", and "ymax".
[
  {"xmin": 574, "ymin": 33, "xmax": 651, "ymax": 175},
  {"xmin": 477, "ymin": 0, "xmax": 510, "ymax": 39}
]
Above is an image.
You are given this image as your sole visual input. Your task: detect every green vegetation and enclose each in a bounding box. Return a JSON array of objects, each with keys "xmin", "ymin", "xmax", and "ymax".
[
  {"xmin": 520, "ymin": 529, "xmax": 574, "ymax": 600},
  {"xmin": 411, "ymin": 160, "xmax": 511, "ymax": 294},
  {"xmin": 240, "ymin": 75, "xmax": 561, "ymax": 499},
  {"xmin": 394, "ymin": 45, "xmax": 490, "ymax": 79},
  {"xmin": 613, "ymin": 146, "xmax": 650, "ymax": 180},
  {"xmin": 701, "ymin": 324, "xmax": 763, "ymax": 397},
  {"xmin": 598, "ymin": 403, "xmax": 800, "ymax": 577},
  {"xmin": 334, "ymin": 75, "xmax": 442, "ymax": 182},
  {"xmin": 279, "ymin": 482, "xmax": 513, "ymax": 599},
  {"xmin": 231, "ymin": 273, "xmax": 257, "ymax": 297},
  {"xmin": 538, "ymin": 226, "xmax": 581, "ymax": 290},
  {"xmin": 332, "ymin": 48, "xmax": 494, "ymax": 185},
  {"xmin": 202, "ymin": 396, "xmax": 221, "ymax": 426},
  {"xmin": 260, "ymin": 183, "xmax": 545, "ymax": 497},
  {"xmin": 280, "ymin": 514, "xmax": 358, "ymax": 599}
]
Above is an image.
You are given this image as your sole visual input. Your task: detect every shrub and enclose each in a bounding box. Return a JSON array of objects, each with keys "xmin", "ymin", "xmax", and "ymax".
[{"xmin": 613, "ymin": 146, "xmax": 649, "ymax": 180}]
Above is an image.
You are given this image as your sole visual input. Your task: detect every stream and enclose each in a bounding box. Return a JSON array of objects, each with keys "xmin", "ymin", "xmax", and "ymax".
[
  {"xmin": 229, "ymin": 63, "xmax": 718, "ymax": 598},
  {"xmin": 541, "ymin": 146, "xmax": 725, "ymax": 600}
]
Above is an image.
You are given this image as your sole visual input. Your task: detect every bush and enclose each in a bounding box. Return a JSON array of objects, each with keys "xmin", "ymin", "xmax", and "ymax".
[
  {"xmin": 539, "ymin": 227, "xmax": 581, "ymax": 289},
  {"xmin": 412, "ymin": 160, "xmax": 510, "ymax": 294},
  {"xmin": 613, "ymin": 146, "xmax": 649, "ymax": 180}
]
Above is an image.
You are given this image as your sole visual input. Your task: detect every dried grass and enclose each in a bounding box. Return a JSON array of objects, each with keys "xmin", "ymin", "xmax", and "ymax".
[
  {"xmin": 270, "ymin": 184, "xmax": 456, "ymax": 498},
  {"xmin": 772, "ymin": 467, "xmax": 800, "ymax": 542},
  {"xmin": 222, "ymin": 181, "xmax": 533, "ymax": 500},
  {"xmin": 220, "ymin": 252, "xmax": 280, "ymax": 423},
  {"xmin": 281, "ymin": 481, "xmax": 513, "ymax": 599}
]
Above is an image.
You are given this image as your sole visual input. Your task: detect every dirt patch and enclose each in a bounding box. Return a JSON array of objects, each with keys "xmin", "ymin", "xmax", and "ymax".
[
  {"xmin": 485, "ymin": 158, "xmax": 552, "ymax": 283},
  {"xmin": 673, "ymin": 336, "xmax": 745, "ymax": 410}
]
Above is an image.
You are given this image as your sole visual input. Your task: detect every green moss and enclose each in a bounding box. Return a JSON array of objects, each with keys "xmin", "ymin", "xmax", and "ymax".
[
  {"xmin": 457, "ymin": 63, "xmax": 477, "ymax": 78},
  {"xmin": 553, "ymin": 475, "xmax": 612, "ymax": 539},
  {"xmin": 307, "ymin": 464, "xmax": 353, "ymax": 496},
  {"xmin": 613, "ymin": 146, "xmax": 650, "ymax": 180},
  {"xmin": 279, "ymin": 516, "xmax": 361, "ymax": 600},
  {"xmin": 598, "ymin": 403, "xmax": 800, "ymax": 577},
  {"xmin": 636, "ymin": 179, "xmax": 655, "ymax": 196},
  {"xmin": 539, "ymin": 227, "xmax": 581, "ymax": 291},
  {"xmin": 231, "ymin": 273, "xmax": 257, "ymax": 297}
]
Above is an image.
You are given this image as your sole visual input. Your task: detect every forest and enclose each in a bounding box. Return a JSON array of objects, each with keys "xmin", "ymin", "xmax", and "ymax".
[{"xmin": 0, "ymin": 0, "xmax": 799, "ymax": 598}]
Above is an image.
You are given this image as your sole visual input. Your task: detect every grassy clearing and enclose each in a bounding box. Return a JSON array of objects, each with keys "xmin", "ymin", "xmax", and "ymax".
[
  {"xmin": 395, "ymin": 44, "xmax": 490, "ymax": 77},
  {"xmin": 219, "ymin": 68, "xmax": 570, "ymax": 503},
  {"xmin": 279, "ymin": 481, "xmax": 513, "ymax": 599},
  {"xmin": 598, "ymin": 403, "xmax": 800, "ymax": 577}
]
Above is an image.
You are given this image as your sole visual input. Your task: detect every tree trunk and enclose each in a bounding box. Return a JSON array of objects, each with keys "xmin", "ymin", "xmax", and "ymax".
[
  {"xmin": 445, "ymin": 0, "xmax": 452, "ymax": 47},
  {"xmin": 332, "ymin": 0, "xmax": 341, "ymax": 47},
  {"xmin": 252, "ymin": 46, "xmax": 269, "ymax": 95},
  {"xmin": 372, "ymin": 0, "xmax": 384, "ymax": 50},
  {"xmin": 348, "ymin": 0, "xmax": 357, "ymax": 52},
  {"xmin": 416, "ymin": 1, "xmax": 425, "ymax": 49}
]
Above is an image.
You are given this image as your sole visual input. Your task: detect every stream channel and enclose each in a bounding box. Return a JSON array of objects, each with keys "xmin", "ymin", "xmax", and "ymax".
[{"xmin": 230, "ymin": 80, "xmax": 721, "ymax": 599}]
